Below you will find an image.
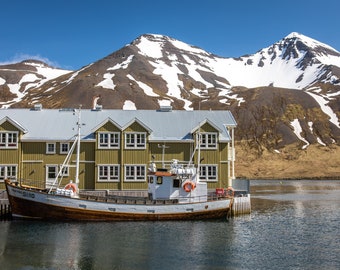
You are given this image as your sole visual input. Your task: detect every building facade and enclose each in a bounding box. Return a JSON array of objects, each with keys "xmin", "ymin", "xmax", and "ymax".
[{"xmin": 0, "ymin": 106, "xmax": 236, "ymax": 191}]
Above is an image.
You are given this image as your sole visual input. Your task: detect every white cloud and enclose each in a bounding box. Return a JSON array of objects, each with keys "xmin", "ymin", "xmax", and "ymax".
[{"xmin": 0, "ymin": 53, "xmax": 61, "ymax": 68}]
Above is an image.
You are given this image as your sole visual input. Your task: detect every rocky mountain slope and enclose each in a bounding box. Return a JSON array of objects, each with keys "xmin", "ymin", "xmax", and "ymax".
[{"xmin": 1, "ymin": 32, "xmax": 340, "ymax": 178}]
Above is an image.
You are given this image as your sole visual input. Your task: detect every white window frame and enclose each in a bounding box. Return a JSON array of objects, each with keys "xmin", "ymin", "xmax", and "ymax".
[
  {"xmin": 0, "ymin": 132, "xmax": 18, "ymax": 149},
  {"xmin": 98, "ymin": 165, "xmax": 120, "ymax": 182},
  {"xmin": 125, "ymin": 132, "xmax": 146, "ymax": 149},
  {"xmin": 198, "ymin": 132, "xmax": 218, "ymax": 149},
  {"xmin": 0, "ymin": 165, "xmax": 17, "ymax": 181},
  {"xmin": 46, "ymin": 142, "xmax": 56, "ymax": 154},
  {"xmin": 124, "ymin": 165, "xmax": 146, "ymax": 182},
  {"xmin": 60, "ymin": 142, "xmax": 70, "ymax": 154},
  {"xmin": 199, "ymin": 165, "xmax": 218, "ymax": 182},
  {"xmin": 98, "ymin": 132, "xmax": 120, "ymax": 149},
  {"xmin": 46, "ymin": 165, "xmax": 58, "ymax": 181}
]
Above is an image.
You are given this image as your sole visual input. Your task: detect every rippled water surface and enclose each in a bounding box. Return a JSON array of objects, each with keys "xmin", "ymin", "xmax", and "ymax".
[{"xmin": 0, "ymin": 180, "xmax": 339, "ymax": 270}]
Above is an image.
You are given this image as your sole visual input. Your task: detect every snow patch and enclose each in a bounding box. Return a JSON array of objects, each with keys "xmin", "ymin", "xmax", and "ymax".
[
  {"xmin": 170, "ymin": 39, "xmax": 208, "ymax": 55},
  {"xmin": 158, "ymin": 99, "xmax": 172, "ymax": 107},
  {"xmin": 182, "ymin": 55, "xmax": 214, "ymax": 88},
  {"xmin": 290, "ymin": 119, "xmax": 309, "ymax": 149},
  {"xmin": 123, "ymin": 100, "xmax": 136, "ymax": 110},
  {"xmin": 126, "ymin": 74, "xmax": 159, "ymax": 97},
  {"xmin": 307, "ymin": 90, "xmax": 340, "ymax": 128},
  {"xmin": 149, "ymin": 59, "xmax": 193, "ymax": 110},
  {"xmin": 108, "ymin": 55, "xmax": 133, "ymax": 70},
  {"xmin": 96, "ymin": 73, "xmax": 115, "ymax": 90},
  {"xmin": 308, "ymin": 121, "xmax": 326, "ymax": 146},
  {"xmin": 137, "ymin": 36, "xmax": 163, "ymax": 58}
]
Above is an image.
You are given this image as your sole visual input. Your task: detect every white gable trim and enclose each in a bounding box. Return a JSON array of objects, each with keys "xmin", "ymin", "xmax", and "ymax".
[{"xmin": 0, "ymin": 116, "xmax": 28, "ymax": 133}]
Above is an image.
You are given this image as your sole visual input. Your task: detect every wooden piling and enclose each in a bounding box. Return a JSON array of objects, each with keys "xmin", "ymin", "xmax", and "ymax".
[{"xmin": 0, "ymin": 200, "xmax": 12, "ymax": 220}]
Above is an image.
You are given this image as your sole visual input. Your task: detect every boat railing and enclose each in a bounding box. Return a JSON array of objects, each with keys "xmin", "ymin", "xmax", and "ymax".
[
  {"xmin": 150, "ymin": 160, "xmax": 196, "ymax": 171},
  {"xmin": 16, "ymin": 179, "xmax": 47, "ymax": 190},
  {"xmin": 78, "ymin": 191, "xmax": 230, "ymax": 205}
]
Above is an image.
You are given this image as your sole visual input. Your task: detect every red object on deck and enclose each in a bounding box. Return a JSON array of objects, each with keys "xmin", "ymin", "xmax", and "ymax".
[{"xmin": 215, "ymin": 188, "xmax": 224, "ymax": 195}]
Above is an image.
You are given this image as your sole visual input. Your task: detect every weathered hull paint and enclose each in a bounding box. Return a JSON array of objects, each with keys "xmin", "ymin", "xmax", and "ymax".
[{"xmin": 5, "ymin": 180, "xmax": 231, "ymax": 221}]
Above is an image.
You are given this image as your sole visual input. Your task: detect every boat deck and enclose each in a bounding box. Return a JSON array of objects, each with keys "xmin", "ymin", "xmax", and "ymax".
[{"xmin": 79, "ymin": 193, "xmax": 230, "ymax": 205}]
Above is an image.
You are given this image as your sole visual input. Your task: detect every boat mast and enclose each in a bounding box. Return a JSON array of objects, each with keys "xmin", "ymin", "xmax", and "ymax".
[
  {"xmin": 75, "ymin": 106, "xmax": 82, "ymax": 186},
  {"xmin": 196, "ymin": 123, "xmax": 201, "ymax": 184}
]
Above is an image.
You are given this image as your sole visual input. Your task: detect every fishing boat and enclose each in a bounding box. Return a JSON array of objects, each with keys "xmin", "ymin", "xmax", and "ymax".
[{"xmin": 5, "ymin": 109, "xmax": 234, "ymax": 221}]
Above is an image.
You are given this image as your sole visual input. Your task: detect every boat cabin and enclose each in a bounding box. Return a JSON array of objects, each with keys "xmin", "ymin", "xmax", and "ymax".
[{"xmin": 147, "ymin": 159, "xmax": 208, "ymax": 203}]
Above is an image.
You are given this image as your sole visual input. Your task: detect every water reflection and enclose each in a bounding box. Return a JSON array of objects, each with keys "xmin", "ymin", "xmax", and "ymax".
[{"xmin": 0, "ymin": 180, "xmax": 339, "ymax": 269}]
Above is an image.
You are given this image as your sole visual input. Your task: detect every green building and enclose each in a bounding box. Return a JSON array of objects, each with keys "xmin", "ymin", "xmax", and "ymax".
[{"xmin": 0, "ymin": 105, "xmax": 237, "ymax": 191}]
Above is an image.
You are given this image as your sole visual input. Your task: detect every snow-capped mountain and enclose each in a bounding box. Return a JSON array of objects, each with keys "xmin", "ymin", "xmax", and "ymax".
[
  {"xmin": 1, "ymin": 32, "xmax": 340, "ymax": 151},
  {"xmin": 0, "ymin": 60, "xmax": 71, "ymax": 107}
]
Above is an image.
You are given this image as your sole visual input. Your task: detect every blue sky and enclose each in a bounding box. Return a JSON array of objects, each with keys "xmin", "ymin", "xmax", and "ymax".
[{"xmin": 1, "ymin": 0, "xmax": 339, "ymax": 70}]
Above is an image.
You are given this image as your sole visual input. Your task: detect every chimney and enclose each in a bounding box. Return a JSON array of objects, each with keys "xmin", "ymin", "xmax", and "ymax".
[
  {"xmin": 92, "ymin": 95, "xmax": 101, "ymax": 110},
  {"xmin": 33, "ymin": 103, "xmax": 42, "ymax": 111},
  {"xmin": 159, "ymin": 105, "xmax": 172, "ymax": 112}
]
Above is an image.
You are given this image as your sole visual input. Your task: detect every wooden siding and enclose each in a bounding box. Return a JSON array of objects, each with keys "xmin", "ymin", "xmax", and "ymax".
[
  {"xmin": 0, "ymin": 149, "xmax": 20, "ymax": 164},
  {"xmin": 149, "ymin": 143, "xmax": 193, "ymax": 165},
  {"xmin": 200, "ymin": 122, "xmax": 218, "ymax": 133},
  {"xmin": 0, "ymin": 116, "xmax": 234, "ymax": 191},
  {"xmin": 93, "ymin": 120, "xmax": 151, "ymax": 190},
  {"xmin": 219, "ymin": 143, "xmax": 229, "ymax": 161},
  {"xmin": 0, "ymin": 121, "xmax": 19, "ymax": 131},
  {"xmin": 97, "ymin": 122, "xmax": 121, "ymax": 132},
  {"xmin": 22, "ymin": 142, "xmax": 45, "ymax": 161},
  {"xmin": 124, "ymin": 122, "xmax": 148, "ymax": 132},
  {"xmin": 218, "ymin": 162, "xmax": 230, "ymax": 188}
]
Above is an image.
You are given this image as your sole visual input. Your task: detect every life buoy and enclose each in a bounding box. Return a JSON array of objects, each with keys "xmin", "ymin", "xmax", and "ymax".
[
  {"xmin": 183, "ymin": 181, "xmax": 196, "ymax": 192},
  {"xmin": 64, "ymin": 183, "xmax": 77, "ymax": 193},
  {"xmin": 226, "ymin": 187, "xmax": 234, "ymax": 197}
]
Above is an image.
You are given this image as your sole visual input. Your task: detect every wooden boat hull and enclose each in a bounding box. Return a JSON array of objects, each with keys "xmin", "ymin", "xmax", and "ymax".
[{"xmin": 5, "ymin": 180, "xmax": 232, "ymax": 221}]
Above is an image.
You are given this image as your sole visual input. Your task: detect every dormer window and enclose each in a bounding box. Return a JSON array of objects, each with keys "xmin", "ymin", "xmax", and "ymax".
[
  {"xmin": 98, "ymin": 132, "xmax": 120, "ymax": 149},
  {"xmin": 0, "ymin": 132, "xmax": 18, "ymax": 149},
  {"xmin": 125, "ymin": 132, "xmax": 146, "ymax": 149},
  {"xmin": 198, "ymin": 132, "xmax": 218, "ymax": 149}
]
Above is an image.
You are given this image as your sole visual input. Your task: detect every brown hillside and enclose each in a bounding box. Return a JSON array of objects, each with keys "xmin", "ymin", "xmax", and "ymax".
[{"xmin": 235, "ymin": 143, "xmax": 340, "ymax": 179}]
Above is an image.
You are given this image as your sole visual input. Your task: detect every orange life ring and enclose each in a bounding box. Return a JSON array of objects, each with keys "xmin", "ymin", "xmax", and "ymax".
[
  {"xmin": 183, "ymin": 181, "xmax": 196, "ymax": 192},
  {"xmin": 226, "ymin": 187, "xmax": 234, "ymax": 197},
  {"xmin": 64, "ymin": 183, "xmax": 77, "ymax": 193}
]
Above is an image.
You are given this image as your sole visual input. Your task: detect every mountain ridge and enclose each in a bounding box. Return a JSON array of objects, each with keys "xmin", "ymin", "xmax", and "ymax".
[{"xmin": 1, "ymin": 32, "xmax": 339, "ymax": 170}]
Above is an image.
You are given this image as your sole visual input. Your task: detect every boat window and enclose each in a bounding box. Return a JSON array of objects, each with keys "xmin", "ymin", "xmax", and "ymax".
[
  {"xmin": 173, "ymin": 179, "xmax": 180, "ymax": 188},
  {"xmin": 157, "ymin": 176, "xmax": 162, "ymax": 185},
  {"xmin": 148, "ymin": 176, "xmax": 154, "ymax": 184}
]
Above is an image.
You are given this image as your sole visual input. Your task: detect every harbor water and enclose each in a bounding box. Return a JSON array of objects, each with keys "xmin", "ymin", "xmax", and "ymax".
[{"xmin": 0, "ymin": 180, "xmax": 339, "ymax": 270}]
